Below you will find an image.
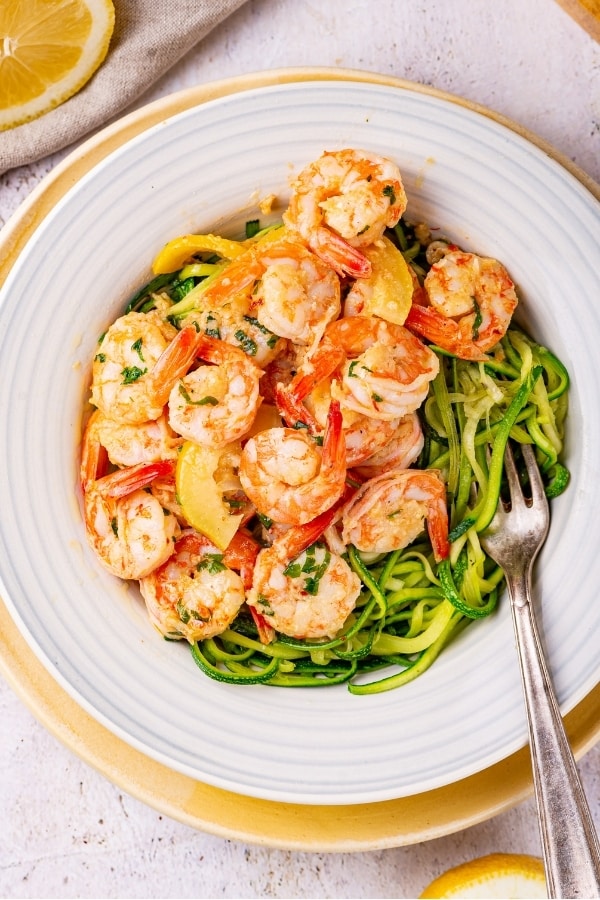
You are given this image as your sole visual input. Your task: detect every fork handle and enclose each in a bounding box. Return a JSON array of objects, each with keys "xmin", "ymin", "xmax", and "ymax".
[{"xmin": 507, "ymin": 570, "xmax": 600, "ymax": 898}]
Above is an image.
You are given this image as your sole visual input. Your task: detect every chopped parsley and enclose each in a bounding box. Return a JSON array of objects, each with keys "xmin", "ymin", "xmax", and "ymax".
[
  {"xmin": 234, "ymin": 329, "xmax": 258, "ymax": 356},
  {"xmin": 204, "ymin": 313, "xmax": 221, "ymax": 339},
  {"xmin": 257, "ymin": 512, "xmax": 273, "ymax": 530},
  {"xmin": 178, "ymin": 382, "xmax": 219, "ymax": 406},
  {"xmin": 121, "ymin": 365, "xmax": 147, "ymax": 384},
  {"xmin": 257, "ymin": 594, "xmax": 275, "ymax": 616},
  {"xmin": 283, "ymin": 543, "xmax": 331, "ymax": 595},
  {"xmin": 131, "ymin": 338, "xmax": 144, "ymax": 361},
  {"xmin": 243, "ymin": 315, "xmax": 279, "ymax": 348},
  {"xmin": 471, "ymin": 298, "xmax": 483, "ymax": 339},
  {"xmin": 197, "ymin": 554, "xmax": 227, "ymax": 574},
  {"xmin": 176, "ymin": 601, "xmax": 211, "ymax": 624}
]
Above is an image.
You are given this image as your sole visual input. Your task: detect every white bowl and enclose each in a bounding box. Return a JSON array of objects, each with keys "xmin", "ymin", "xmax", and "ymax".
[{"xmin": 1, "ymin": 79, "xmax": 599, "ymax": 806}]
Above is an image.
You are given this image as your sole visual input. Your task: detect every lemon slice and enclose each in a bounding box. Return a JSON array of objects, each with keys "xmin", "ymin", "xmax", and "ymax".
[
  {"xmin": 345, "ymin": 236, "xmax": 414, "ymax": 325},
  {"xmin": 175, "ymin": 441, "xmax": 243, "ymax": 551},
  {"xmin": 0, "ymin": 0, "xmax": 115, "ymax": 131},
  {"xmin": 419, "ymin": 853, "xmax": 547, "ymax": 899}
]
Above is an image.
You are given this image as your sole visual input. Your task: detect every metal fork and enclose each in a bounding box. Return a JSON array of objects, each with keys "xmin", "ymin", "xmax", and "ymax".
[{"xmin": 480, "ymin": 443, "xmax": 600, "ymax": 899}]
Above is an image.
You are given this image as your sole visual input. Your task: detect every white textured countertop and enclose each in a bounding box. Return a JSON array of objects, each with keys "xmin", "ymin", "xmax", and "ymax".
[{"xmin": 1, "ymin": 1, "xmax": 599, "ymax": 897}]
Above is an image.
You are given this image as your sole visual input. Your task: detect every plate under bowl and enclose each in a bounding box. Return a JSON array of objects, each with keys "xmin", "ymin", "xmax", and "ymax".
[{"xmin": 1, "ymin": 76, "xmax": 599, "ymax": 807}]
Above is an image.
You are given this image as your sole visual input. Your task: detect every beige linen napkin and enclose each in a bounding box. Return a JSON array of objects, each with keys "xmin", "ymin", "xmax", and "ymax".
[{"xmin": 0, "ymin": 0, "xmax": 249, "ymax": 175}]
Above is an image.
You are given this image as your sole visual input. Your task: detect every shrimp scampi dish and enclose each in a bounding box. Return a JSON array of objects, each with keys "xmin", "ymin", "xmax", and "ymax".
[{"xmin": 80, "ymin": 147, "xmax": 571, "ymax": 694}]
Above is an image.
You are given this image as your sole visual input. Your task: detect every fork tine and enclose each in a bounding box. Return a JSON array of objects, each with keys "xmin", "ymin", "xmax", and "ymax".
[
  {"xmin": 522, "ymin": 443, "xmax": 549, "ymax": 510},
  {"xmin": 503, "ymin": 441, "xmax": 525, "ymax": 506}
]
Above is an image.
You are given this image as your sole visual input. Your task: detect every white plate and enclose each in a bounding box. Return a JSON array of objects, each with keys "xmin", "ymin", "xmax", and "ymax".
[{"xmin": 0, "ymin": 80, "xmax": 599, "ymax": 806}]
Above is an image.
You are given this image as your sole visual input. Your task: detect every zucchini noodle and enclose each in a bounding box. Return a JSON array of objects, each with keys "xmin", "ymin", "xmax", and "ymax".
[{"xmin": 154, "ymin": 220, "xmax": 568, "ymax": 694}]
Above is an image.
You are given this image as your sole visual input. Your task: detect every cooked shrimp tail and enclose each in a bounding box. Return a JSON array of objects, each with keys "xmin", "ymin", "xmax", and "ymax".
[
  {"xmin": 275, "ymin": 342, "xmax": 344, "ymax": 431},
  {"xmin": 147, "ymin": 324, "xmax": 203, "ymax": 406},
  {"xmin": 222, "ymin": 528, "xmax": 260, "ymax": 589},
  {"xmin": 80, "ymin": 410, "xmax": 109, "ymax": 490},
  {"xmin": 320, "ymin": 397, "xmax": 345, "ymax": 478},
  {"xmin": 96, "ymin": 459, "xmax": 176, "ymax": 499},
  {"xmin": 274, "ymin": 477, "xmax": 354, "ymax": 564},
  {"xmin": 249, "ymin": 607, "xmax": 277, "ymax": 645},
  {"xmin": 309, "ymin": 227, "xmax": 372, "ymax": 278}
]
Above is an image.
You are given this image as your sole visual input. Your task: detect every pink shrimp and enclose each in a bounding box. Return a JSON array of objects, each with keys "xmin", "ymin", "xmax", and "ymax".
[
  {"xmin": 239, "ymin": 400, "xmax": 347, "ymax": 525},
  {"xmin": 405, "ymin": 250, "xmax": 518, "ymax": 360},
  {"xmin": 167, "ymin": 333, "xmax": 262, "ymax": 448},
  {"xmin": 139, "ymin": 530, "xmax": 249, "ymax": 642},
  {"xmin": 191, "ymin": 237, "xmax": 342, "ymax": 349},
  {"xmin": 246, "ymin": 500, "xmax": 362, "ymax": 640},
  {"xmin": 84, "ymin": 408, "xmax": 182, "ymax": 468},
  {"xmin": 341, "ymin": 469, "xmax": 449, "ymax": 561},
  {"xmin": 91, "ymin": 315, "xmax": 200, "ymax": 425},
  {"xmin": 80, "ymin": 428, "xmax": 178, "ymax": 580},
  {"xmin": 353, "ymin": 412, "xmax": 424, "ymax": 479},
  {"xmin": 323, "ymin": 316, "xmax": 439, "ymax": 420},
  {"xmin": 283, "ymin": 149, "xmax": 407, "ymax": 278}
]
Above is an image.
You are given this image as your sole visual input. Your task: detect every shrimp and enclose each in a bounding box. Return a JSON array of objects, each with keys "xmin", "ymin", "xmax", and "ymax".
[
  {"xmin": 279, "ymin": 367, "xmax": 401, "ymax": 466},
  {"xmin": 191, "ymin": 237, "xmax": 341, "ymax": 351},
  {"xmin": 167, "ymin": 334, "xmax": 262, "ymax": 448},
  {"xmin": 179, "ymin": 293, "xmax": 285, "ymax": 369},
  {"xmin": 354, "ymin": 412, "xmax": 424, "ymax": 478},
  {"xmin": 90, "ymin": 311, "xmax": 177, "ymax": 424},
  {"xmin": 324, "ymin": 316, "xmax": 439, "ymax": 420},
  {"xmin": 274, "ymin": 340, "xmax": 406, "ymax": 466},
  {"xmin": 84, "ymin": 409, "xmax": 182, "ymax": 468},
  {"xmin": 139, "ymin": 531, "xmax": 248, "ymax": 642},
  {"xmin": 81, "ymin": 455, "xmax": 179, "ymax": 580},
  {"xmin": 239, "ymin": 400, "xmax": 347, "ymax": 525},
  {"xmin": 341, "ymin": 469, "xmax": 449, "ymax": 561},
  {"xmin": 405, "ymin": 250, "xmax": 518, "ymax": 360},
  {"xmin": 282, "ymin": 149, "xmax": 407, "ymax": 278},
  {"xmin": 249, "ymin": 241, "xmax": 341, "ymax": 350},
  {"xmin": 246, "ymin": 504, "xmax": 362, "ymax": 640},
  {"xmin": 91, "ymin": 315, "xmax": 208, "ymax": 425}
]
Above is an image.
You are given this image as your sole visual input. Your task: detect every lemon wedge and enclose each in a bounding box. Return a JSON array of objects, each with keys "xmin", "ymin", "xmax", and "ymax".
[
  {"xmin": 152, "ymin": 234, "xmax": 248, "ymax": 275},
  {"xmin": 0, "ymin": 0, "xmax": 115, "ymax": 131},
  {"xmin": 175, "ymin": 441, "xmax": 243, "ymax": 551},
  {"xmin": 152, "ymin": 225, "xmax": 286, "ymax": 275},
  {"xmin": 347, "ymin": 236, "xmax": 414, "ymax": 325},
  {"xmin": 419, "ymin": 853, "xmax": 547, "ymax": 899}
]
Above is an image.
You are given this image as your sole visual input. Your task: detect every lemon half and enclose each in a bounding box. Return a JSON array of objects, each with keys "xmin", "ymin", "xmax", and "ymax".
[
  {"xmin": 419, "ymin": 853, "xmax": 547, "ymax": 899},
  {"xmin": 0, "ymin": 0, "xmax": 115, "ymax": 131}
]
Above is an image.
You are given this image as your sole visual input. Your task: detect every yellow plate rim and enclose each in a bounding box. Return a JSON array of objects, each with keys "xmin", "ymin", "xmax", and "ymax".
[{"xmin": 1, "ymin": 66, "xmax": 599, "ymax": 851}]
